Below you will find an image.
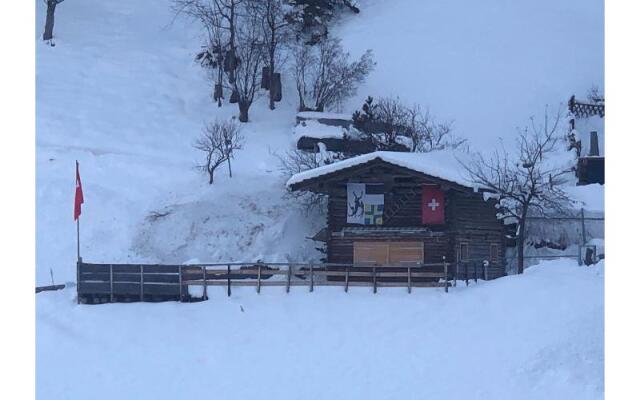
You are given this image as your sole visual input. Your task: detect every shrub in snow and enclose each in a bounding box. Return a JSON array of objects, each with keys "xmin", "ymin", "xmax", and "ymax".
[
  {"xmin": 292, "ymin": 36, "xmax": 374, "ymax": 112},
  {"xmin": 194, "ymin": 119, "xmax": 244, "ymax": 184},
  {"xmin": 352, "ymin": 96, "xmax": 465, "ymax": 152},
  {"xmin": 286, "ymin": 0, "xmax": 360, "ymax": 45}
]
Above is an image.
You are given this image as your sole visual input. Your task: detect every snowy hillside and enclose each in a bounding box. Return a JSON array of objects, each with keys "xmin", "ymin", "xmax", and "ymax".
[
  {"xmin": 336, "ymin": 0, "xmax": 604, "ymax": 148},
  {"xmin": 36, "ymin": 1, "xmax": 604, "ymax": 399}
]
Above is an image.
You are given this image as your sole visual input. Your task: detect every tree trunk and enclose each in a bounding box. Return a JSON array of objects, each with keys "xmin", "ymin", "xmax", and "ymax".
[
  {"xmin": 43, "ymin": 1, "xmax": 57, "ymax": 42},
  {"xmin": 517, "ymin": 215, "xmax": 527, "ymax": 274},
  {"xmin": 268, "ymin": 48, "xmax": 276, "ymax": 110},
  {"xmin": 238, "ymin": 101, "xmax": 250, "ymax": 123},
  {"xmin": 208, "ymin": 170, "xmax": 214, "ymax": 184}
]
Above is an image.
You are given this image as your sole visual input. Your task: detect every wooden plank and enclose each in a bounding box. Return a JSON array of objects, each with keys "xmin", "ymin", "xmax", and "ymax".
[
  {"xmin": 407, "ymin": 266, "xmax": 412, "ymax": 294},
  {"xmin": 36, "ymin": 284, "xmax": 65, "ymax": 293},
  {"xmin": 309, "ymin": 265, "xmax": 314, "ymax": 292},
  {"xmin": 180, "ymin": 280, "xmax": 448, "ymax": 288},
  {"xmin": 227, "ymin": 264, "xmax": 231, "ymax": 297},
  {"xmin": 77, "ymin": 282, "xmax": 111, "ymax": 294},
  {"xmin": 286, "ymin": 265, "xmax": 292, "ymax": 293},
  {"xmin": 79, "ymin": 263, "xmax": 110, "ymax": 273}
]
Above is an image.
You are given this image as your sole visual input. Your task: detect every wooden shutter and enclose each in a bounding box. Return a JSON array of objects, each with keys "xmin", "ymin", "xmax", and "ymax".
[{"xmin": 353, "ymin": 241, "xmax": 423, "ymax": 266}]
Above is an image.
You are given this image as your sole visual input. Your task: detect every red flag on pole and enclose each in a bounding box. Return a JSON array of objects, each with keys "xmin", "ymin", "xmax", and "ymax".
[
  {"xmin": 74, "ymin": 161, "xmax": 84, "ymax": 220},
  {"xmin": 422, "ymin": 185, "xmax": 445, "ymax": 224}
]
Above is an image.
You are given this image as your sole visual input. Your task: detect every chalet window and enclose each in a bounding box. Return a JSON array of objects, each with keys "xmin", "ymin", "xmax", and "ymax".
[
  {"xmin": 459, "ymin": 242, "xmax": 469, "ymax": 261},
  {"xmin": 490, "ymin": 244, "xmax": 499, "ymax": 263}
]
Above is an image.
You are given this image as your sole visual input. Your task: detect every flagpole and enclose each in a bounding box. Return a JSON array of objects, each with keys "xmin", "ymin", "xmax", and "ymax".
[
  {"xmin": 75, "ymin": 160, "xmax": 82, "ymax": 263},
  {"xmin": 77, "ymin": 216, "xmax": 80, "ymax": 262}
]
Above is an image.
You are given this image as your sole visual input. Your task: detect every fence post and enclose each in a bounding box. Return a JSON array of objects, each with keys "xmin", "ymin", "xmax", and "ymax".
[
  {"xmin": 473, "ymin": 262, "xmax": 478, "ymax": 284},
  {"xmin": 465, "ymin": 262, "xmax": 469, "ymax": 286},
  {"xmin": 407, "ymin": 266, "xmax": 412, "ymax": 294},
  {"xmin": 581, "ymin": 208, "xmax": 587, "ymax": 245},
  {"xmin": 344, "ymin": 265, "xmax": 350, "ymax": 293},
  {"xmin": 309, "ymin": 264, "xmax": 314, "ymax": 292},
  {"xmin": 140, "ymin": 265, "xmax": 144, "ymax": 302},
  {"xmin": 109, "ymin": 264, "xmax": 114, "ymax": 303},
  {"xmin": 227, "ymin": 264, "xmax": 231, "ymax": 297},
  {"xmin": 372, "ymin": 265, "xmax": 377, "ymax": 294},
  {"xmin": 178, "ymin": 265, "xmax": 183, "ymax": 302},
  {"xmin": 443, "ymin": 257, "xmax": 448, "ymax": 293},
  {"xmin": 202, "ymin": 266, "xmax": 208, "ymax": 300},
  {"xmin": 454, "ymin": 261, "xmax": 458, "ymax": 287},
  {"xmin": 286, "ymin": 264, "xmax": 292, "ymax": 293},
  {"xmin": 257, "ymin": 264, "xmax": 262, "ymax": 294},
  {"xmin": 483, "ymin": 260, "xmax": 489, "ymax": 281}
]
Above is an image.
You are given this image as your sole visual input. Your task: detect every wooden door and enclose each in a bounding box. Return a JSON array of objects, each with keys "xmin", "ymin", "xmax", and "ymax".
[{"xmin": 353, "ymin": 241, "xmax": 424, "ymax": 266}]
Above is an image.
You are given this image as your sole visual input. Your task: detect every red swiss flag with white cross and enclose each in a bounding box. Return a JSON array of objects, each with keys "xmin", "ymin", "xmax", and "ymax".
[{"xmin": 422, "ymin": 186, "xmax": 445, "ymax": 224}]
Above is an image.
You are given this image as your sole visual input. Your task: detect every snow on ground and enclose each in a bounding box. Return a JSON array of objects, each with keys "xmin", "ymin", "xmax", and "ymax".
[{"xmin": 36, "ymin": 260, "xmax": 604, "ymax": 400}]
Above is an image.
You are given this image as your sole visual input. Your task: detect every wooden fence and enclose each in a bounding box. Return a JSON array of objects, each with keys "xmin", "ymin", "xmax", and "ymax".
[{"xmin": 77, "ymin": 260, "xmax": 496, "ymax": 304}]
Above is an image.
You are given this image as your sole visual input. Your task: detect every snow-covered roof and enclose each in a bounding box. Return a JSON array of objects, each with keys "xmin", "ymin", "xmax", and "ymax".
[
  {"xmin": 296, "ymin": 111, "xmax": 353, "ymax": 121},
  {"xmin": 293, "ymin": 120, "xmax": 346, "ymax": 142},
  {"xmin": 287, "ymin": 150, "xmax": 476, "ymax": 190}
]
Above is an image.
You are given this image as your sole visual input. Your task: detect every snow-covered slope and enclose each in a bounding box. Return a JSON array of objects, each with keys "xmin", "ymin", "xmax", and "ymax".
[
  {"xmin": 37, "ymin": 260, "xmax": 604, "ymax": 400},
  {"xmin": 336, "ymin": 0, "xmax": 604, "ymax": 148},
  {"xmin": 36, "ymin": 0, "xmax": 321, "ymax": 285}
]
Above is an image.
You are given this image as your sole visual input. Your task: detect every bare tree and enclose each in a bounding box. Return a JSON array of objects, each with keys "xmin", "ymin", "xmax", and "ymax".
[
  {"xmin": 276, "ymin": 147, "xmax": 340, "ymax": 212},
  {"xmin": 247, "ymin": 0, "xmax": 291, "ymax": 110},
  {"xmin": 43, "ymin": 0, "xmax": 65, "ymax": 44},
  {"xmin": 461, "ymin": 108, "xmax": 574, "ymax": 274},
  {"xmin": 404, "ymin": 104, "xmax": 464, "ymax": 152},
  {"xmin": 173, "ymin": 0, "xmax": 245, "ymax": 86},
  {"xmin": 293, "ymin": 37, "xmax": 374, "ymax": 112},
  {"xmin": 232, "ymin": 16, "xmax": 266, "ymax": 122},
  {"xmin": 194, "ymin": 119, "xmax": 244, "ymax": 184}
]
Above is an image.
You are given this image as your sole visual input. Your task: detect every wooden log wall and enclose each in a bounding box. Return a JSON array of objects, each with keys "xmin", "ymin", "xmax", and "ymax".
[{"xmin": 323, "ymin": 166, "xmax": 506, "ymax": 279}]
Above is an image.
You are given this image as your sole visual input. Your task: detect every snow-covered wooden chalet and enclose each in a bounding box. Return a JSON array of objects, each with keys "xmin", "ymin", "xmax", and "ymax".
[{"xmin": 287, "ymin": 151, "xmax": 506, "ymax": 279}]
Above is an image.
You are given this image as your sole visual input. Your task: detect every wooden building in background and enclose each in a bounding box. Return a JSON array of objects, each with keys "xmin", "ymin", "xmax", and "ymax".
[{"xmin": 287, "ymin": 151, "xmax": 506, "ymax": 279}]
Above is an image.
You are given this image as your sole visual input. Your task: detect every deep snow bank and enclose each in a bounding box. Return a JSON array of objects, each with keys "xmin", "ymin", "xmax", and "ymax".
[{"xmin": 36, "ymin": 259, "xmax": 603, "ymax": 400}]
